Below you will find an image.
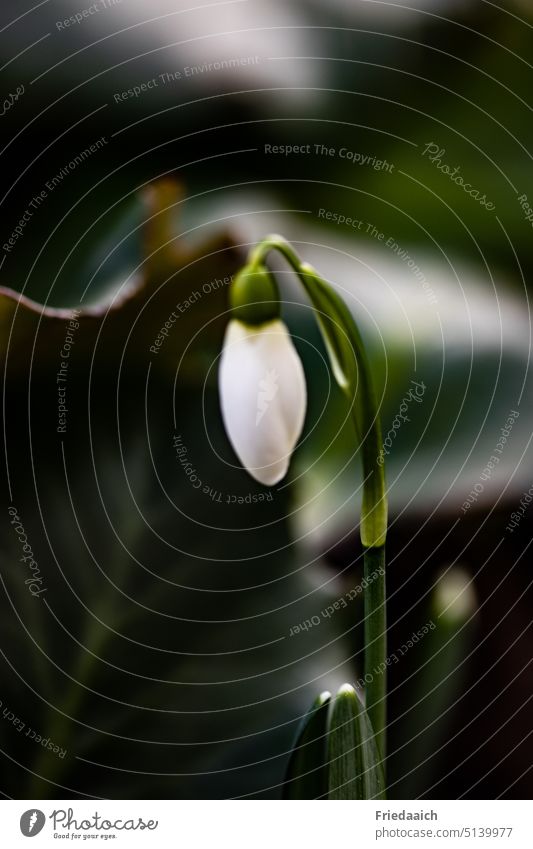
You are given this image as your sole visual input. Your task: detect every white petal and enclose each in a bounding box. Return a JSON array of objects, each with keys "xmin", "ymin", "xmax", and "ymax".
[{"xmin": 219, "ymin": 319, "xmax": 307, "ymax": 485}]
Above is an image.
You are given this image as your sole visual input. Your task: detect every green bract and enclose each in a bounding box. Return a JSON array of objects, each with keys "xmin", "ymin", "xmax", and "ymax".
[{"xmin": 229, "ymin": 263, "xmax": 281, "ymax": 325}]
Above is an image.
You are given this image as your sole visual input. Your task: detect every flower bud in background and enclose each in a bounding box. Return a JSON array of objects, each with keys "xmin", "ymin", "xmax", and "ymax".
[
  {"xmin": 433, "ymin": 566, "xmax": 477, "ymax": 627},
  {"xmin": 218, "ymin": 264, "xmax": 307, "ymax": 486}
]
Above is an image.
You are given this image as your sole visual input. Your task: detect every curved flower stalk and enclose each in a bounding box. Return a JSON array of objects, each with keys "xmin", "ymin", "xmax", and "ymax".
[{"xmin": 218, "ymin": 235, "xmax": 388, "ymax": 795}]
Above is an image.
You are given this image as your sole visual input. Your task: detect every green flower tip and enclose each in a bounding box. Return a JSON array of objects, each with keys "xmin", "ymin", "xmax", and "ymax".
[
  {"xmin": 317, "ymin": 690, "xmax": 332, "ymax": 706},
  {"xmin": 229, "ymin": 263, "xmax": 280, "ymax": 325},
  {"xmin": 336, "ymin": 683, "xmax": 357, "ymax": 699},
  {"xmin": 299, "ymin": 261, "xmax": 318, "ymax": 278}
]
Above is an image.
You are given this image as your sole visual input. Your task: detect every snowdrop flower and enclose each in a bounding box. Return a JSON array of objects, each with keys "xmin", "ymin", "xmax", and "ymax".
[
  {"xmin": 219, "ymin": 265, "xmax": 306, "ymax": 486},
  {"xmin": 219, "ymin": 235, "xmax": 388, "ymax": 771}
]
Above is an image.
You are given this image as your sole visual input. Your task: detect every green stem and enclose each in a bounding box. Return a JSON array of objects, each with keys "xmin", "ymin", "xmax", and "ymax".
[
  {"xmin": 248, "ymin": 235, "xmax": 388, "ymax": 761},
  {"xmin": 363, "ymin": 545, "xmax": 387, "ymax": 762}
]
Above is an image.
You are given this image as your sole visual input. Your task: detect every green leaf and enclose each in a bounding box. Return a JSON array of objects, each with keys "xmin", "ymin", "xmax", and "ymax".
[
  {"xmin": 283, "ymin": 691, "xmax": 331, "ymax": 799},
  {"xmin": 327, "ymin": 684, "xmax": 386, "ymax": 800}
]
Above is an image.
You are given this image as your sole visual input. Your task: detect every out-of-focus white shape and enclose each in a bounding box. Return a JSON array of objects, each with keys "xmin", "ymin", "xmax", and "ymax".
[
  {"xmin": 434, "ymin": 567, "xmax": 477, "ymax": 625},
  {"xmin": 5, "ymin": 0, "xmax": 480, "ymax": 98},
  {"xmin": 310, "ymin": 0, "xmax": 473, "ymax": 18},
  {"xmin": 46, "ymin": 0, "xmax": 319, "ymax": 93}
]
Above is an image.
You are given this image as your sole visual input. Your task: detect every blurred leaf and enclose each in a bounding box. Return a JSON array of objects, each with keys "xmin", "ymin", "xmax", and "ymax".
[
  {"xmin": 396, "ymin": 568, "xmax": 477, "ymax": 799},
  {"xmin": 283, "ymin": 690, "xmax": 331, "ymax": 800}
]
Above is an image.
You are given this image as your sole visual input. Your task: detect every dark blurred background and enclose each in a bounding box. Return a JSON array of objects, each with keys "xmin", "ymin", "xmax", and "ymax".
[{"xmin": 0, "ymin": 0, "xmax": 532, "ymax": 799}]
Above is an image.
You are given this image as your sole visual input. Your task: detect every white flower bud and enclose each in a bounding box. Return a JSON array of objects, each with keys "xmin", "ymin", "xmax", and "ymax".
[{"xmin": 219, "ymin": 318, "xmax": 307, "ymax": 486}]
